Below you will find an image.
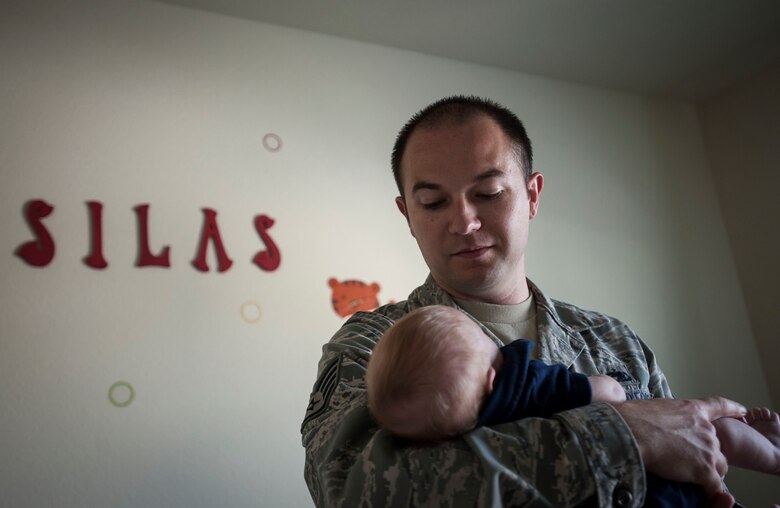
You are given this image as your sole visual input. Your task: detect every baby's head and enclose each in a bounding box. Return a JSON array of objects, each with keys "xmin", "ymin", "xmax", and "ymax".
[{"xmin": 366, "ymin": 305, "xmax": 499, "ymax": 442}]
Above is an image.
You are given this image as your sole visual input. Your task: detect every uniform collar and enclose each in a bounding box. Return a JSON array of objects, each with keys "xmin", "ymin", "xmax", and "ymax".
[
  {"xmin": 414, "ymin": 275, "xmax": 590, "ymax": 367},
  {"xmin": 528, "ymin": 279, "xmax": 586, "ymax": 367}
]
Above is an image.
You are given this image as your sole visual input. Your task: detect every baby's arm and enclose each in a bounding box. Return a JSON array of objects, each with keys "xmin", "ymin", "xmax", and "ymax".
[
  {"xmin": 478, "ymin": 340, "xmax": 592, "ymax": 425},
  {"xmin": 589, "ymin": 375, "xmax": 626, "ymax": 404}
]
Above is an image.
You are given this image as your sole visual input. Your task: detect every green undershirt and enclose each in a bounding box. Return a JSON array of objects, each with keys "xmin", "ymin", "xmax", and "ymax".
[{"xmin": 455, "ymin": 293, "xmax": 537, "ymax": 351}]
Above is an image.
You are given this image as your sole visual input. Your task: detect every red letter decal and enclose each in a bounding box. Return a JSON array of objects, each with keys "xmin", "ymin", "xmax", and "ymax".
[
  {"xmin": 84, "ymin": 201, "xmax": 108, "ymax": 269},
  {"xmin": 192, "ymin": 208, "xmax": 233, "ymax": 272},
  {"xmin": 253, "ymin": 214, "xmax": 281, "ymax": 272},
  {"xmin": 135, "ymin": 204, "xmax": 171, "ymax": 267},
  {"xmin": 15, "ymin": 199, "xmax": 56, "ymax": 267}
]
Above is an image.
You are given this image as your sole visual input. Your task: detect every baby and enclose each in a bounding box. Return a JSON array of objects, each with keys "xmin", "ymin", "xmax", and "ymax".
[
  {"xmin": 366, "ymin": 304, "xmax": 626, "ymax": 440},
  {"xmin": 366, "ymin": 305, "xmax": 780, "ymax": 499}
]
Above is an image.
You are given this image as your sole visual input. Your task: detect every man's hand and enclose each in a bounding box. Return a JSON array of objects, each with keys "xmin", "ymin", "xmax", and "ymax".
[{"xmin": 614, "ymin": 397, "xmax": 746, "ymax": 500}]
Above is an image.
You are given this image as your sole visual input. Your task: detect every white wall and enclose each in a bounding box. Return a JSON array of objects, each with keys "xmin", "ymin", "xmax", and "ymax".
[
  {"xmin": 694, "ymin": 68, "xmax": 780, "ymax": 501},
  {"xmin": 0, "ymin": 0, "xmax": 776, "ymax": 506},
  {"xmin": 698, "ymin": 65, "xmax": 780, "ymax": 408}
]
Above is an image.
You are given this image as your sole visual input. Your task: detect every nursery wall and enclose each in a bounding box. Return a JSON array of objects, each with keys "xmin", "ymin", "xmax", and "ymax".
[{"xmin": 1, "ymin": 0, "xmax": 776, "ymax": 505}]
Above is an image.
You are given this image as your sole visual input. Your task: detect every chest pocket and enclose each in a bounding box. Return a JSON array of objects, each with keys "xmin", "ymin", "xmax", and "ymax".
[{"xmin": 606, "ymin": 370, "xmax": 653, "ymax": 400}]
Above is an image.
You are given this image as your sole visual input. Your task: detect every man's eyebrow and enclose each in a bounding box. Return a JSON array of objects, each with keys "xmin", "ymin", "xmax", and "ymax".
[
  {"xmin": 411, "ymin": 181, "xmax": 441, "ymax": 194},
  {"xmin": 475, "ymin": 168, "xmax": 504, "ymax": 182},
  {"xmin": 411, "ymin": 168, "xmax": 505, "ymax": 195}
]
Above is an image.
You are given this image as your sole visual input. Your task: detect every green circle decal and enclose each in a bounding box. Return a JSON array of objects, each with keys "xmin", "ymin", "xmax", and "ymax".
[{"xmin": 108, "ymin": 381, "xmax": 135, "ymax": 408}]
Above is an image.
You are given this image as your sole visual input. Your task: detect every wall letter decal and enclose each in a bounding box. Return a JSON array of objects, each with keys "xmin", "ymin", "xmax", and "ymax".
[
  {"xmin": 134, "ymin": 204, "xmax": 171, "ymax": 267},
  {"xmin": 192, "ymin": 208, "xmax": 233, "ymax": 272},
  {"xmin": 84, "ymin": 201, "xmax": 108, "ymax": 269},
  {"xmin": 15, "ymin": 199, "xmax": 56, "ymax": 267},
  {"xmin": 252, "ymin": 214, "xmax": 281, "ymax": 272}
]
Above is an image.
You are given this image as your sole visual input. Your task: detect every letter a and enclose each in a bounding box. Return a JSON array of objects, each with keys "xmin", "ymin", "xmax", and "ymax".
[{"xmin": 192, "ymin": 208, "xmax": 233, "ymax": 272}]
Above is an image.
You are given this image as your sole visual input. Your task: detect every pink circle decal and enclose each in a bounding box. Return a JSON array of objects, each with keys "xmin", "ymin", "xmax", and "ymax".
[{"xmin": 263, "ymin": 133, "xmax": 283, "ymax": 152}]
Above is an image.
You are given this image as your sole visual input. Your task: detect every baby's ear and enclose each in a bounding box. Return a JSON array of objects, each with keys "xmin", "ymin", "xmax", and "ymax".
[{"xmin": 485, "ymin": 367, "xmax": 497, "ymax": 395}]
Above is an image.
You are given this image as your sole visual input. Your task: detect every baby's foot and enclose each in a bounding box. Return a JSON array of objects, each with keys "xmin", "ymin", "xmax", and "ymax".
[
  {"xmin": 746, "ymin": 407, "xmax": 780, "ymax": 475},
  {"xmin": 746, "ymin": 407, "xmax": 780, "ymax": 448}
]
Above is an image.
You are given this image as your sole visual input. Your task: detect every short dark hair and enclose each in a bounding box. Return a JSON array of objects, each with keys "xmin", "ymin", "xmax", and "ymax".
[{"xmin": 391, "ymin": 95, "xmax": 533, "ymax": 196}]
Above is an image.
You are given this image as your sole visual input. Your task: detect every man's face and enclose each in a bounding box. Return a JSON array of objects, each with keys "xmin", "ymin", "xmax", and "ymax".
[{"xmin": 396, "ymin": 115, "xmax": 543, "ymax": 304}]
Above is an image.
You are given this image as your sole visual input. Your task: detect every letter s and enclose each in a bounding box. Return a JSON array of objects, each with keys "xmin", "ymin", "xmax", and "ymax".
[
  {"xmin": 253, "ymin": 214, "xmax": 281, "ymax": 272},
  {"xmin": 15, "ymin": 199, "xmax": 56, "ymax": 267}
]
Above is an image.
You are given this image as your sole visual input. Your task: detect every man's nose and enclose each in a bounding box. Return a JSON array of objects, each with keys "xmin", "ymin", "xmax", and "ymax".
[{"xmin": 448, "ymin": 199, "xmax": 481, "ymax": 235}]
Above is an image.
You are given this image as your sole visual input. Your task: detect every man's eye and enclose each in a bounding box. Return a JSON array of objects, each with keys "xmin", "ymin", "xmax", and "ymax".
[
  {"xmin": 422, "ymin": 200, "xmax": 445, "ymax": 210},
  {"xmin": 477, "ymin": 191, "xmax": 503, "ymax": 200}
]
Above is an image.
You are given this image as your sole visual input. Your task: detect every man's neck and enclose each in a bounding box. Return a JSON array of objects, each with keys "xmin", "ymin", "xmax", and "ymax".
[{"xmin": 437, "ymin": 277, "xmax": 530, "ymax": 305}]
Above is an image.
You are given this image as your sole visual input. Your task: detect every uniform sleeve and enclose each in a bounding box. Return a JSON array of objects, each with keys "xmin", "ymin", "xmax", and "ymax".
[
  {"xmin": 301, "ymin": 313, "xmax": 646, "ymax": 507},
  {"xmin": 641, "ymin": 334, "xmax": 673, "ymax": 399}
]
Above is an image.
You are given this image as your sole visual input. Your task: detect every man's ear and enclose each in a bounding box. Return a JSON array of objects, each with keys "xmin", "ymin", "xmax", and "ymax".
[
  {"xmin": 527, "ymin": 172, "xmax": 544, "ymax": 219},
  {"xmin": 395, "ymin": 196, "xmax": 415, "ymax": 237}
]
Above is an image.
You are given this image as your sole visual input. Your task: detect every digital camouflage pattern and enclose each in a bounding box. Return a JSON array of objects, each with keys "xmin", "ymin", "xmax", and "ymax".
[{"xmin": 302, "ymin": 278, "xmax": 673, "ymax": 507}]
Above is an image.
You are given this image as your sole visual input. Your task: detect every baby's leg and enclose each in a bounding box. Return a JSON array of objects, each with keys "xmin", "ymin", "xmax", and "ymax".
[
  {"xmin": 746, "ymin": 407, "xmax": 780, "ymax": 448},
  {"xmin": 713, "ymin": 407, "xmax": 780, "ymax": 476}
]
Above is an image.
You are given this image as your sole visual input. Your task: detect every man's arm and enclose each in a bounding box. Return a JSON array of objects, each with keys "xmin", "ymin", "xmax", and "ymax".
[
  {"xmin": 615, "ymin": 397, "xmax": 746, "ymax": 501},
  {"xmin": 583, "ymin": 317, "xmax": 746, "ymax": 500},
  {"xmin": 302, "ymin": 311, "xmax": 646, "ymax": 507}
]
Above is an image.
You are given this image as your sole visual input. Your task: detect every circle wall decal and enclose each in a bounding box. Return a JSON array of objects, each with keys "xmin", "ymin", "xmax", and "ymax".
[
  {"xmin": 108, "ymin": 381, "xmax": 135, "ymax": 408},
  {"xmin": 262, "ymin": 133, "xmax": 283, "ymax": 152},
  {"xmin": 240, "ymin": 301, "xmax": 263, "ymax": 324}
]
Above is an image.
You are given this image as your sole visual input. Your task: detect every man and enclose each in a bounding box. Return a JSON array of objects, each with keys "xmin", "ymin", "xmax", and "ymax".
[{"xmin": 302, "ymin": 96, "xmax": 744, "ymax": 507}]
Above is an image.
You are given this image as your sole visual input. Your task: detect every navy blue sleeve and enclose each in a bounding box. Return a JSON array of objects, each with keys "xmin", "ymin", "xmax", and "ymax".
[
  {"xmin": 644, "ymin": 473, "xmax": 705, "ymax": 507},
  {"xmin": 477, "ymin": 339, "xmax": 592, "ymax": 427}
]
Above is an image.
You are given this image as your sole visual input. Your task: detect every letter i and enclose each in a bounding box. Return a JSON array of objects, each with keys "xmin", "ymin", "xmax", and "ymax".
[{"xmin": 84, "ymin": 201, "xmax": 108, "ymax": 269}]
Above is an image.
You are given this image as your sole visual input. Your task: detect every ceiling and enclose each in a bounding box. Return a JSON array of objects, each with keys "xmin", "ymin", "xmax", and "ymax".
[{"xmin": 157, "ymin": 0, "xmax": 780, "ymax": 102}]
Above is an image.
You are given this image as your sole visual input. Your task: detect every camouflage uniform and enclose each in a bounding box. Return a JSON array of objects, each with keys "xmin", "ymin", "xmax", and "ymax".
[{"xmin": 302, "ymin": 277, "xmax": 672, "ymax": 507}]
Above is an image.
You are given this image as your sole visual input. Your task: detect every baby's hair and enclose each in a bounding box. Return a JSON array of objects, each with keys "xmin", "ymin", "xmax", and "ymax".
[{"xmin": 366, "ymin": 305, "xmax": 489, "ymax": 441}]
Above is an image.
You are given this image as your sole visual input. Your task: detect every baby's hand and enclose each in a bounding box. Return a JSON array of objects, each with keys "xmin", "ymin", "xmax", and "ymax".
[{"xmin": 589, "ymin": 374, "xmax": 627, "ymax": 403}]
